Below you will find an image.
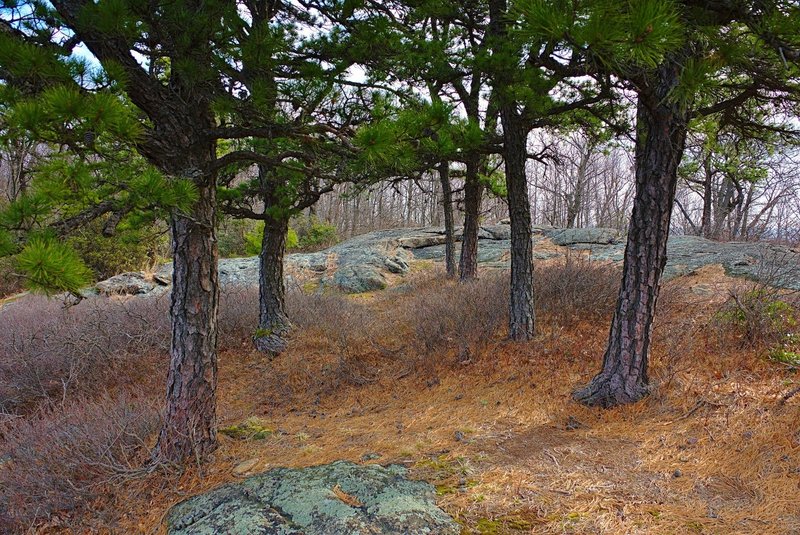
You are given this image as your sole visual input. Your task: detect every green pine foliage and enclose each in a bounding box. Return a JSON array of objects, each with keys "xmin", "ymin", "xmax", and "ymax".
[
  {"xmin": 15, "ymin": 236, "xmax": 92, "ymax": 295},
  {"xmin": 0, "ymin": 57, "xmax": 200, "ymax": 293},
  {"xmin": 66, "ymin": 219, "xmax": 167, "ymax": 280}
]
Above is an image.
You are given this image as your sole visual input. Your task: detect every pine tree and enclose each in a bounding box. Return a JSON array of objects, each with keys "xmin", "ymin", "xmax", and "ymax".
[
  {"xmin": 0, "ymin": 0, "xmax": 383, "ymax": 463},
  {"xmin": 339, "ymin": 1, "xmax": 503, "ymax": 282},
  {"xmin": 0, "ymin": 84, "xmax": 192, "ymax": 295},
  {"xmin": 509, "ymin": 0, "xmax": 799, "ymax": 406}
]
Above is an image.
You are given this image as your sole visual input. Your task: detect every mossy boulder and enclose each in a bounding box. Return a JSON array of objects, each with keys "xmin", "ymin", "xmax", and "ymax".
[{"xmin": 166, "ymin": 461, "xmax": 460, "ymax": 534}]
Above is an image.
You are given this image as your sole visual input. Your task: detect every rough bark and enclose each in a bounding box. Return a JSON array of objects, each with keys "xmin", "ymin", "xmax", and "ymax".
[
  {"xmin": 574, "ymin": 61, "xmax": 689, "ymax": 408},
  {"xmin": 459, "ymin": 156, "xmax": 482, "ymax": 281},
  {"xmin": 153, "ymin": 172, "xmax": 219, "ymax": 462},
  {"xmin": 253, "ymin": 212, "xmax": 291, "ymax": 355},
  {"xmin": 488, "ymin": 0, "xmax": 535, "ymax": 340},
  {"xmin": 438, "ymin": 161, "xmax": 456, "ymax": 278},
  {"xmin": 502, "ymin": 109, "xmax": 535, "ymax": 341}
]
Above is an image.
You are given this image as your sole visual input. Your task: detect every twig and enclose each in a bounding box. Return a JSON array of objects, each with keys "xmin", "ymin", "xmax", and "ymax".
[
  {"xmin": 779, "ymin": 385, "xmax": 800, "ymax": 405},
  {"xmin": 543, "ymin": 450, "xmax": 560, "ymax": 467}
]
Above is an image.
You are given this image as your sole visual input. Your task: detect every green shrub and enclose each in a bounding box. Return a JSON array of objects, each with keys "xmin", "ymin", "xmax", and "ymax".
[
  {"xmin": 66, "ymin": 219, "xmax": 166, "ymax": 280},
  {"xmin": 715, "ymin": 287, "xmax": 799, "ymax": 359},
  {"xmin": 292, "ymin": 215, "xmax": 338, "ymax": 251},
  {"xmin": 769, "ymin": 346, "xmax": 800, "ymax": 367},
  {"xmin": 219, "ymin": 215, "xmax": 336, "ymax": 257},
  {"xmin": 242, "ymin": 222, "xmax": 298, "ymax": 256},
  {"xmin": 218, "ymin": 218, "xmax": 259, "ymax": 258}
]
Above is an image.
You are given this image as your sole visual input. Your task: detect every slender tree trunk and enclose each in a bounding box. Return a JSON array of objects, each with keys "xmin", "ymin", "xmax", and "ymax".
[
  {"xmin": 154, "ymin": 172, "xmax": 219, "ymax": 462},
  {"xmin": 253, "ymin": 211, "xmax": 291, "ymax": 355},
  {"xmin": 738, "ymin": 185, "xmax": 754, "ymax": 239},
  {"xmin": 574, "ymin": 62, "xmax": 689, "ymax": 408},
  {"xmin": 439, "ymin": 161, "xmax": 456, "ymax": 278},
  {"xmin": 503, "ymin": 109, "xmax": 535, "ymax": 341},
  {"xmin": 701, "ymin": 158, "xmax": 713, "ymax": 237},
  {"xmin": 488, "ymin": 0, "xmax": 534, "ymax": 339},
  {"xmin": 459, "ymin": 156, "xmax": 482, "ymax": 281}
]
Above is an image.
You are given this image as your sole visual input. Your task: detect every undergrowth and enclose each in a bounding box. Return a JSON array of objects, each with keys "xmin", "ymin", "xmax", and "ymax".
[{"xmin": 0, "ymin": 255, "xmax": 792, "ymax": 532}]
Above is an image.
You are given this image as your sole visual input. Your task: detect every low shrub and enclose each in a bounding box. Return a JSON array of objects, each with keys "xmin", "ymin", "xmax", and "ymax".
[
  {"xmin": 714, "ymin": 286, "xmax": 798, "ymax": 351},
  {"xmin": 533, "ymin": 254, "xmax": 619, "ymax": 327},
  {"xmin": 0, "ymin": 295, "xmax": 170, "ymax": 416},
  {"xmin": 0, "ymin": 394, "xmax": 160, "ymax": 531},
  {"xmin": 403, "ymin": 273, "xmax": 509, "ymax": 364},
  {"xmin": 218, "ymin": 286, "xmax": 259, "ymax": 343},
  {"xmin": 291, "ymin": 215, "xmax": 339, "ymax": 251},
  {"xmin": 217, "ymin": 218, "xmax": 260, "ymax": 258}
]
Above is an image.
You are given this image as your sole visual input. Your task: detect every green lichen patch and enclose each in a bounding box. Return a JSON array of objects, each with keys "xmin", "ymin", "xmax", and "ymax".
[{"xmin": 219, "ymin": 417, "xmax": 274, "ymax": 440}]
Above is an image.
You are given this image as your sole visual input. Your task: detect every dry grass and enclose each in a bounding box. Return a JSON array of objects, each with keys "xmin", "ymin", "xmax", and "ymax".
[{"xmin": 3, "ymin": 261, "xmax": 800, "ymax": 534}]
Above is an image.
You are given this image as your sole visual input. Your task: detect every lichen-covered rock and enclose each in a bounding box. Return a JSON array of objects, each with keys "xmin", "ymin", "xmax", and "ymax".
[
  {"xmin": 93, "ymin": 223, "xmax": 800, "ymax": 297},
  {"xmin": 95, "ymin": 272, "xmax": 168, "ymax": 296},
  {"xmin": 166, "ymin": 461, "xmax": 460, "ymax": 535},
  {"xmin": 547, "ymin": 227, "xmax": 622, "ymax": 246}
]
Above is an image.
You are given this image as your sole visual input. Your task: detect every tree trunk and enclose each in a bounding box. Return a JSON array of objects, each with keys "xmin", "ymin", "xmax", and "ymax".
[
  {"xmin": 701, "ymin": 158, "xmax": 713, "ymax": 237},
  {"xmin": 154, "ymin": 173, "xmax": 219, "ymax": 463},
  {"xmin": 439, "ymin": 161, "xmax": 456, "ymax": 278},
  {"xmin": 574, "ymin": 62, "xmax": 689, "ymax": 408},
  {"xmin": 459, "ymin": 156, "xmax": 482, "ymax": 281},
  {"xmin": 253, "ymin": 211, "xmax": 291, "ymax": 355},
  {"xmin": 503, "ymin": 109, "xmax": 535, "ymax": 341},
  {"xmin": 488, "ymin": 0, "xmax": 534, "ymax": 340}
]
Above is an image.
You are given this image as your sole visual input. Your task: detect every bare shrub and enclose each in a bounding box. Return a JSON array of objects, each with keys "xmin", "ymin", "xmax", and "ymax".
[
  {"xmin": 287, "ymin": 290, "xmax": 371, "ymax": 334},
  {"xmin": 403, "ymin": 273, "xmax": 509, "ymax": 364},
  {"xmin": 0, "ymin": 295, "xmax": 170, "ymax": 416},
  {"xmin": 287, "ymin": 289, "xmax": 384, "ymax": 386},
  {"xmin": 533, "ymin": 253, "xmax": 620, "ymax": 327},
  {"xmin": 218, "ymin": 286, "xmax": 259, "ymax": 344},
  {"xmin": 0, "ymin": 394, "xmax": 160, "ymax": 531}
]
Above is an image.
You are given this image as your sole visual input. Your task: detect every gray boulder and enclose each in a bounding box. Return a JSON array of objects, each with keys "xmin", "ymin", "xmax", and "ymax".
[
  {"xmin": 92, "ymin": 223, "xmax": 800, "ymax": 296},
  {"xmin": 95, "ymin": 272, "xmax": 169, "ymax": 296},
  {"xmin": 546, "ymin": 227, "xmax": 622, "ymax": 246},
  {"xmin": 166, "ymin": 461, "xmax": 460, "ymax": 535}
]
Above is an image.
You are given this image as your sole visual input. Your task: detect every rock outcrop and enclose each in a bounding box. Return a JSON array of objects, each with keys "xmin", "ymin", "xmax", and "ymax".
[
  {"xmin": 166, "ymin": 461, "xmax": 460, "ymax": 535},
  {"xmin": 92, "ymin": 223, "xmax": 800, "ymax": 296}
]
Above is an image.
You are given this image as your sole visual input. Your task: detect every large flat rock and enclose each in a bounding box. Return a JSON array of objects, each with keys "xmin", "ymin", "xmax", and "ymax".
[
  {"xmin": 166, "ymin": 461, "xmax": 460, "ymax": 535},
  {"xmin": 92, "ymin": 224, "xmax": 800, "ymax": 296}
]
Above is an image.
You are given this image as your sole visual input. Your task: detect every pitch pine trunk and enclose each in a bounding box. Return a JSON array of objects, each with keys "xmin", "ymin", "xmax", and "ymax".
[
  {"xmin": 487, "ymin": 0, "xmax": 534, "ymax": 339},
  {"xmin": 502, "ymin": 109, "xmax": 535, "ymax": 341},
  {"xmin": 574, "ymin": 62, "xmax": 689, "ymax": 407},
  {"xmin": 154, "ymin": 172, "xmax": 219, "ymax": 462},
  {"xmin": 459, "ymin": 156, "xmax": 482, "ymax": 281},
  {"xmin": 253, "ymin": 213, "xmax": 291, "ymax": 355},
  {"xmin": 438, "ymin": 161, "xmax": 456, "ymax": 278}
]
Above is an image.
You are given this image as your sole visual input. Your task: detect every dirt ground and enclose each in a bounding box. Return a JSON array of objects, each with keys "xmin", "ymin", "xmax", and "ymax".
[{"xmin": 108, "ymin": 267, "xmax": 800, "ymax": 535}]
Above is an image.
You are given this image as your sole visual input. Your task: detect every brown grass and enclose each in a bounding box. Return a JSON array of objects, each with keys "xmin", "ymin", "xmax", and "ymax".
[{"xmin": 3, "ymin": 261, "xmax": 800, "ymax": 534}]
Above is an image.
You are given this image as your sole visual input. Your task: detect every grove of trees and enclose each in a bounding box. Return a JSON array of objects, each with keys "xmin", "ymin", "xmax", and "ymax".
[{"xmin": 1, "ymin": 0, "xmax": 798, "ymax": 465}]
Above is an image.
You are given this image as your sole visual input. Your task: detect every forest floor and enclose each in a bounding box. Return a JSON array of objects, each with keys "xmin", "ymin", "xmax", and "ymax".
[{"xmin": 97, "ymin": 264, "xmax": 800, "ymax": 535}]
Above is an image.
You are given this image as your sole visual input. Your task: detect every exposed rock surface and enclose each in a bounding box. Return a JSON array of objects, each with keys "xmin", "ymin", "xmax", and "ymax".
[
  {"xmin": 92, "ymin": 223, "xmax": 800, "ymax": 296},
  {"xmin": 95, "ymin": 271, "xmax": 170, "ymax": 296},
  {"xmin": 166, "ymin": 461, "xmax": 460, "ymax": 535}
]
